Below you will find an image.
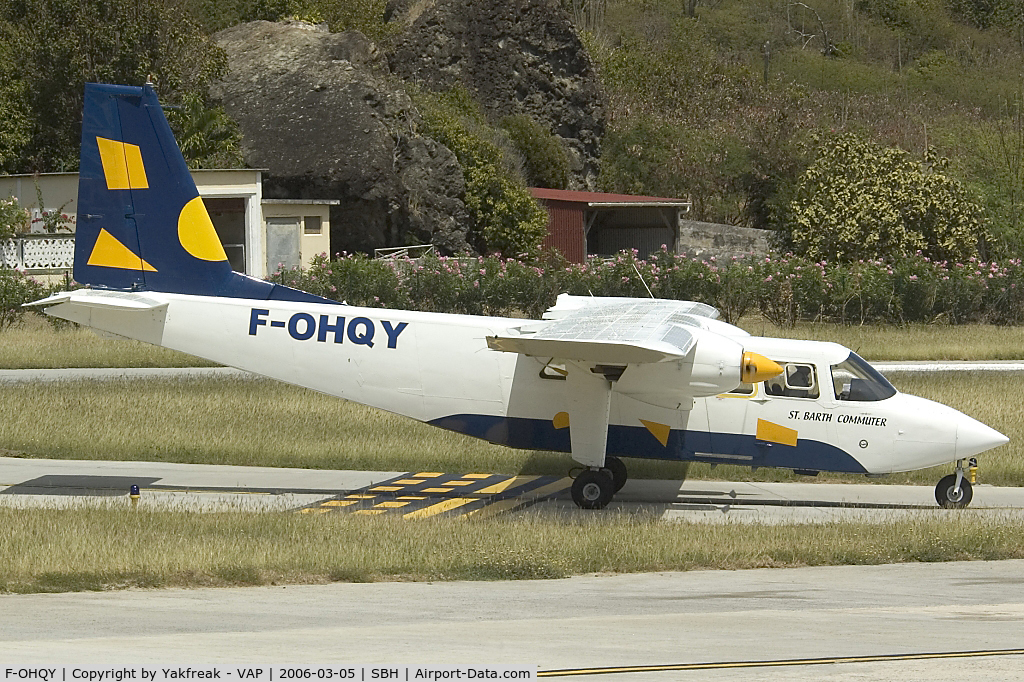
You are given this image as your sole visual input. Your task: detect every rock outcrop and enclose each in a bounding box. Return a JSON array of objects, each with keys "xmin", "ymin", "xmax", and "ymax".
[
  {"xmin": 386, "ymin": 0, "xmax": 605, "ymax": 190},
  {"xmin": 211, "ymin": 21, "xmax": 470, "ymax": 254}
]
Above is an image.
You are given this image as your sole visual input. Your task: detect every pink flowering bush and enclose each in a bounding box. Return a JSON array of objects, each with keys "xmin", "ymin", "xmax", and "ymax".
[{"xmin": 266, "ymin": 249, "xmax": 1024, "ymax": 325}]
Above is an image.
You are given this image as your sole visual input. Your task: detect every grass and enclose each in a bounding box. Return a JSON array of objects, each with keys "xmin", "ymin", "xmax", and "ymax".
[
  {"xmin": 0, "ymin": 373, "xmax": 1020, "ymax": 486},
  {"xmin": 741, "ymin": 318, "xmax": 1024, "ymax": 361},
  {"xmin": 1, "ymin": 508, "xmax": 1023, "ymax": 593},
  {"xmin": 0, "ymin": 375, "xmax": 689, "ymax": 479},
  {"xmin": 4, "ymin": 315, "xmax": 1024, "ymax": 368},
  {"xmin": 0, "ymin": 315, "xmax": 214, "ymax": 369}
]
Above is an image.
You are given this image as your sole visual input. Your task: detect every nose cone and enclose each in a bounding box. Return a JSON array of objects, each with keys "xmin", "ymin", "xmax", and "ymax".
[{"xmin": 957, "ymin": 416, "xmax": 1009, "ymax": 459}]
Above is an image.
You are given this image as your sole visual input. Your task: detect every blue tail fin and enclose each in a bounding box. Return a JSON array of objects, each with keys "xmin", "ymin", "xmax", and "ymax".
[{"xmin": 75, "ymin": 83, "xmax": 332, "ymax": 303}]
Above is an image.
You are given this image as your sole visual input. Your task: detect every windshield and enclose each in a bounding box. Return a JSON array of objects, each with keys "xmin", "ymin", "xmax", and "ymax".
[{"xmin": 831, "ymin": 352, "xmax": 897, "ymax": 402}]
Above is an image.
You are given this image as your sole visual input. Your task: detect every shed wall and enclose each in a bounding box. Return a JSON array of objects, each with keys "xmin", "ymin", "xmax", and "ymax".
[{"xmin": 539, "ymin": 199, "xmax": 584, "ymax": 262}]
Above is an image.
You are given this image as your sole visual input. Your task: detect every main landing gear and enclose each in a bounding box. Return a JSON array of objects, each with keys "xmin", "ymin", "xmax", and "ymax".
[
  {"xmin": 570, "ymin": 456, "xmax": 628, "ymax": 509},
  {"xmin": 935, "ymin": 458, "xmax": 977, "ymax": 509}
]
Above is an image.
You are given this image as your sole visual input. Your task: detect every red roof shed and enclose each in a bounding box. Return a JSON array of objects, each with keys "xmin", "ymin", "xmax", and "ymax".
[{"xmin": 530, "ymin": 188, "xmax": 692, "ymax": 263}]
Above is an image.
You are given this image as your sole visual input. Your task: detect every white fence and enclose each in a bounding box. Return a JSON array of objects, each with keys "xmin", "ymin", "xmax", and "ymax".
[{"xmin": 0, "ymin": 235, "xmax": 75, "ymax": 273}]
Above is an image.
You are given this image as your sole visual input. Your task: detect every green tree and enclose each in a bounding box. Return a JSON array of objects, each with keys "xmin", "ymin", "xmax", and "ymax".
[
  {"xmin": 783, "ymin": 134, "xmax": 985, "ymax": 262},
  {"xmin": 413, "ymin": 88, "xmax": 549, "ymax": 258},
  {"xmin": 0, "ymin": 0, "xmax": 241, "ymax": 172}
]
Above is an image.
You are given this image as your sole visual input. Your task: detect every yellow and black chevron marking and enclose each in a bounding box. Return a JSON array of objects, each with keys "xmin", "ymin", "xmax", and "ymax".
[{"xmin": 299, "ymin": 472, "xmax": 571, "ymax": 519}]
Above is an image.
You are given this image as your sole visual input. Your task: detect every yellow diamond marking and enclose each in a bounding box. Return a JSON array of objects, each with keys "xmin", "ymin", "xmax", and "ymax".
[
  {"xmin": 393, "ymin": 479, "xmax": 426, "ymax": 485},
  {"xmin": 375, "ymin": 501, "xmax": 411, "ymax": 508},
  {"xmin": 462, "ymin": 473, "xmax": 492, "ymax": 479},
  {"xmin": 421, "ymin": 487, "xmax": 453, "ymax": 493},
  {"xmin": 370, "ymin": 486, "xmax": 403, "ymax": 492},
  {"xmin": 322, "ymin": 500, "xmax": 358, "ymax": 507},
  {"xmin": 414, "ymin": 472, "xmax": 444, "ymax": 477}
]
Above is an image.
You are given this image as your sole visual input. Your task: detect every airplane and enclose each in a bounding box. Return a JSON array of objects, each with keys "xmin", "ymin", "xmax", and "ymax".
[{"xmin": 30, "ymin": 83, "xmax": 1009, "ymax": 510}]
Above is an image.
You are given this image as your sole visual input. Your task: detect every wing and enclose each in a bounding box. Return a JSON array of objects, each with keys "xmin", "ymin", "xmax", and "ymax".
[{"xmin": 487, "ymin": 300, "xmax": 698, "ymax": 364}]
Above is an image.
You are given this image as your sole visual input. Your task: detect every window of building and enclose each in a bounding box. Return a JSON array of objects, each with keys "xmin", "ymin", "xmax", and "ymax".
[{"xmin": 303, "ymin": 215, "xmax": 322, "ymax": 235}]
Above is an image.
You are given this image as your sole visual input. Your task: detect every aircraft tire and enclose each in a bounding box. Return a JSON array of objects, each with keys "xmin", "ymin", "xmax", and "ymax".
[
  {"xmin": 602, "ymin": 456, "xmax": 628, "ymax": 492},
  {"xmin": 935, "ymin": 474, "xmax": 973, "ymax": 508},
  {"xmin": 572, "ymin": 469, "xmax": 615, "ymax": 509}
]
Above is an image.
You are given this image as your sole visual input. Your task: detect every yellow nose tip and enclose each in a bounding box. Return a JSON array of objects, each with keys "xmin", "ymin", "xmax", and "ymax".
[{"xmin": 742, "ymin": 352, "xmax": 783, "ymax": 383}]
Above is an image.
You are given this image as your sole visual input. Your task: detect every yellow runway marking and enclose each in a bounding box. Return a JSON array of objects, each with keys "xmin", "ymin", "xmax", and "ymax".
[
  {"xmin": 352, "ymin": 509, "xmax": 386, "ymax": 515},
  {"xmin": 374, "ymin": 501, "xmax": 411, "ymax": 508},
  {"xmin": 299, "ymin": 508, "xmax": 329, "ymax": 514},
  {"xmin": 393, "ymin": 479, "xmax": 426, "ymax": 485},
  {"xmin": 397, "ymin": 495, "xmax": 428, "ymax": 500},
  {"xmin": 403, "ymin": 498, "xmax": 475, "ymax": 519},
  {"xmin": 462, "ymin": 473, "xmax": 492, "ymax": 479},
  {"xmin": 465, "ymin": 478, "xmax": 571, "ymax": 520},
  {"xmin": 322, "ymin": 500, "xmax": 358, "ymax": 507},
  {"xmin": 476, "ymin": 475, "xmax": 539, "ymax": 495},
  {"xmin": 370, "ymin": 486, "xmax": 403, "ymax": 492},
  {"xmin": 421, "ymin": 487, "xmax": 453, "ymax": 493},
  {"xmin": 439, "ymin": 480, "xmax": 476, "ymax": 486},
  {"xmin": 538, "ymin": 648, "xmax": 1024, "ymax": 677},
  {"xmin": 414, "ymin": 472, "xmax": 444, "ymax": 477},
  {"xmin": 346, "ymin": 494, "xmax": 376, "ymax": 499}
]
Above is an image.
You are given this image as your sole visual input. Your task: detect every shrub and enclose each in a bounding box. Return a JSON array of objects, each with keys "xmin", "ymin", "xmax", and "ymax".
[
  {"xmin": 783, "ymin": 134, "xmax": 986, "ymax": 263},
  {"xmin": 267, "ymin": 249, "xmax": 1024, "ymax": 326},
  {"xmin": 0, "ymin": 197, "xmax": 30, "ymax": 239},
  {"xmin": 0, "ymin": 268, "xmax": 45, "ymax": 329},
  {"xmin": 412, "ymin": 88, "xmax": 549, "ymax": 258},
  {"xmin": 499, "ymin": 115, "xmax": 570, "ymax": 190}
]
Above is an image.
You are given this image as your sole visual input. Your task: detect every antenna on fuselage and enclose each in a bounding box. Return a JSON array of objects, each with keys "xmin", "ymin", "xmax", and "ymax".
[{"xmin": 632, "ymin": 263, "xmax": 654, "ymax": 298}]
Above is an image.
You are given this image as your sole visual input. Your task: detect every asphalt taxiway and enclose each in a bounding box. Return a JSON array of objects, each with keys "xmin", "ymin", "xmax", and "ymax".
[
  {"xmin": 3, "ymin": 561, "xmax": 1024, "ymax": 681},
  {"xmin": 3, "ymin": 456, "xmax": 1024, "ymax": 522}
]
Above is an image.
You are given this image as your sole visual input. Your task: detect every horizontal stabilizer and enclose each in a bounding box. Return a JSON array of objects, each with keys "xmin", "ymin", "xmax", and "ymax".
[{"xmin": 27, "ymin": 291, "xmax": 168, "ymax": 312}]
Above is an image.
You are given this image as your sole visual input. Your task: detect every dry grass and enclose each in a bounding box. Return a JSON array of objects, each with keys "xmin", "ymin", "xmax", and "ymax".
[
  {"xmin": 743, "ymin": 317, "xmax": 1024, "ymax": 361},
  {"xmin": 2, "ymin": 507, "xmax": 1022, "ymax": 593},
  {"xmin": 0, "ymin": 375, "xmax": 688, "ymax": 479},
  {"xmin": 0, "ymin": 315, "xmax": 213, "ymax": 369}
]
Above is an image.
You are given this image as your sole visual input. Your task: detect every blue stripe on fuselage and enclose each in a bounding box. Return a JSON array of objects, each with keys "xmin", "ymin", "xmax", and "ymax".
[{"xmin": 427, "ymin": 414, "xmax": 867, "ymax": 474}]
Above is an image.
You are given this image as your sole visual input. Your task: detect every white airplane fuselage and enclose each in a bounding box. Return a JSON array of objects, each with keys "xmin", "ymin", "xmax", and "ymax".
[{"xmin": 42, "ymin": 288, "xmax": 1005, "ymax": 478}]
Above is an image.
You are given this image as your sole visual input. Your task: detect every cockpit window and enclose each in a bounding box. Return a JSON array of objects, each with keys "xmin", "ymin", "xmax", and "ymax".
[
  {"xmin": 831, "ymin": 352, "xmax": 897, "ymax": 402},
  {"xmin": 764, "ymin": 362, "xmax": 819, "ymax": 399}
]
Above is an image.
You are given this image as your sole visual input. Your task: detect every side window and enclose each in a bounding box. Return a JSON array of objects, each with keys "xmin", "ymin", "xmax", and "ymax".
[
  {"xmin": 764, "ymin": 362, "xmax": 819, "ymax": 399},
  {"xmin": 728, "ymin": 382, "xmax": 755, "ymax": 395}
]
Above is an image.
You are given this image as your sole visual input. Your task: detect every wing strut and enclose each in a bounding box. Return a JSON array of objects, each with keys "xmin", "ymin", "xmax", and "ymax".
[{"xmin": 566, "ymin": 364, "xmax": 612, "ymax": 468}]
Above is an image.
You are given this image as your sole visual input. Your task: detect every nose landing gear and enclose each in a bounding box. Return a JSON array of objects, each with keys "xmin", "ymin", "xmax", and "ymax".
[{"xmin": 935, "ymin": 458, "xmax": 977, "ymax": 508}]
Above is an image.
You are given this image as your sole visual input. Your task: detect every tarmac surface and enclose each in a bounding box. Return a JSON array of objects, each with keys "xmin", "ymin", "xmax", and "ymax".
[
  {"xmin": 4, "ymin": 364, "xmax": 1024, "ymax": 679},
  {"xmin": 3, "ymin": 561, "xmax": 1024, "ymax": 680},
  {"xmin": 3, "ymin": 456, "xmax": 1024, "ymax": 523}
]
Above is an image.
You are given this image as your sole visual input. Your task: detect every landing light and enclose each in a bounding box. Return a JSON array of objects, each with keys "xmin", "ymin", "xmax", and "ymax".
[{"xmin": 742, "ymin": 352, "xmax": 783, "ymax": 383}]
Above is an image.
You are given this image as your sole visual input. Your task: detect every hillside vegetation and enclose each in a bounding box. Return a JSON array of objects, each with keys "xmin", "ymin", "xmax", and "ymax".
[{"xmin": 3, "ymin": 0, "xmax": 1024, "ymax": 261}]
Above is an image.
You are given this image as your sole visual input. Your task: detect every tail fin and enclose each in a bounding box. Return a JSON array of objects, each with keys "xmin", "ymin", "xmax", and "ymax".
[{"xmin": 75, "ymin": 83, "xmax": 330, "ymax": 303}]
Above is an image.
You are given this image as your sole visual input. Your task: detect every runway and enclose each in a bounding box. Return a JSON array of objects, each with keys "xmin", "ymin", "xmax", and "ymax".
[
  {"xmin": 3, "ymin": 561, "xmax": 1024, "ymax": 681},
  {"xmin": 3, "ymin": 456, "xmax": 1024, "ymax": 522}
]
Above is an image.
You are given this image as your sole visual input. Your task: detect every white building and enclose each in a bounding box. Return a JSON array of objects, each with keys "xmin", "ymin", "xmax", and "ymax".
[{"xmin": 0, "ymin": 170, "xmax": 336, "ymax": 277}]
